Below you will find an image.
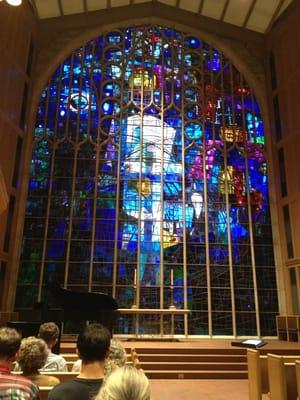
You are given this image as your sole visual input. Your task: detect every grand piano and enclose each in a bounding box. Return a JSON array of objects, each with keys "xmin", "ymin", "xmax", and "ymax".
[
  {"xmin": 9, "ymin": 286, "xmax": 118, "ymax": 347},
  {"xmin": 50, "ymin": 285, "xmax": 119, "ymax": 331}
]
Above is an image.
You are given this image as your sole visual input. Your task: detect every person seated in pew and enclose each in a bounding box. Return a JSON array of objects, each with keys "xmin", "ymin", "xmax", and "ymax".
[
  {"xmin": 0, "ymin": 327, "xmax": 39, "ymax": 400},
  {"xmin": 95, "ymin": 365, "xmax": 151, "ymax": 400},
  {"xmin": 71, "ymin": 338, "xmax": 127, "ymax": 376},
  {"xmin": 48, "ymin": 323, "xmax": 111, "ymax": 400},
  {"xmin": 104, "ymin": 339, "xmax": 127, "ymax": 377},
  {"xmin": 38, "ymin": 322, "xmax": 68, "ymax": 372},
  {"xmin": 17, "ymin": 336, "xmax": 60, "ymax": 387}
]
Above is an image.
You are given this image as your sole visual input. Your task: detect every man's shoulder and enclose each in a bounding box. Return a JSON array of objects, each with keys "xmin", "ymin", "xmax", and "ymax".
[
  {"xmin": 43, "ymin": 352, "xmax": 67, "ymax": 371},
  {"xmin": 48, "ymin": 379, "xmax": 78, "ymax": 390},
  {"xmin": 48, "ymin": 378, "xmax": 103, "ymax": 400},
  {"xmin": 49, "ymin": 378, "xmax": 102, "ymax": 389},
  {"xmin": 1, "ymin": 373, "xmax": 36, "ymax": 386},
  {"xmin": 0, "ymin": 373, "xmax": 39, "ymax": 399},
  {"xmin": 48, "ymin": 379, "xmax": 89, "ymax": 392},
  {"xmin": 48, "ymin": 352, "xmax": 66, "ymax": 362}
]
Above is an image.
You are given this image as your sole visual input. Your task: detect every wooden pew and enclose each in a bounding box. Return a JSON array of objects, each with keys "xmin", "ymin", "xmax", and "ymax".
[
  {"xmin": 39, "ymin": 386, "xmax": 53, "ymax": 400},
  {"xmin": 65, "ymin": 359, "xmax": 137, "ymax": 372},
  {"xmin": 267, "ymin": 354, "xmax": 297, "ymax": 400},
  {"xmin": 247, "ymin": 349, "xmax": 300, "ymax": 400},
  {"xmin": 247, "ymin": 349, "xmax": 263, "ymax": 400},
  {"xmin": 41, "ymin": 371, "xmax": 78, "ymax": 382},
  {"xmin": 62, "ymin": 349, "xmax": 140, "ymax": 372},
  {"xmin": 131, "ymin": 348, "xmax": 141, "ymax": 369},
  {"xmin": 61, "ymin": 354, "xmax": 79, "ymax": 362},
  {"xmin": 61, "ymin": 352, "xmax": 132, "ymax": 363},
  {"xmin": 296, "ymin": 360, "xmax": 300, "ymax": 396}
]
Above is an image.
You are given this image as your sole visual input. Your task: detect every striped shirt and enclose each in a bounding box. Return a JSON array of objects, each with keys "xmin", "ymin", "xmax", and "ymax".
[
  {"xmin": 0, "ymin": 365, "xmax": 39, "ymax": 400},
  {"xmin": 41, "ymin": 351, "xmax": 68, "ymax": 372}
]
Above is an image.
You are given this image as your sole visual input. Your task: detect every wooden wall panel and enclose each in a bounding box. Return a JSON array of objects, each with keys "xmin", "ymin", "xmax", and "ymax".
[
  {"xmin": 0, "ymin": 168, "xmax": 9, "ymax": 216},
  {"xmin": 266, "ymin": 0, "xmax": 300, "ymax": 313},
  {"xmin": 0, "ymin": 0, "xmax": 37, "ymax": 310},
  {"xmin": 290, "ymin": 200, "xmax": 300, "ymax": 260},
  {"xmin": 0, "ymin": 121, "xmax": 18, "ymax": 188}
]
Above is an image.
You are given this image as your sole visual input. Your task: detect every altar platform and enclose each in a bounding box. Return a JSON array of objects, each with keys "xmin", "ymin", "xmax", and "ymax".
[{"xmin": 60, "ymin": 338, "xmax": 300, "ymax": 380}]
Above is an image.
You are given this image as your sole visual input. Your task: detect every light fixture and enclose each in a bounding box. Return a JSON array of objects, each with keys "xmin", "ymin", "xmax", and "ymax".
[{"xmin": 1, "ymin": 0, "xmax": 22, "ymax": 6}]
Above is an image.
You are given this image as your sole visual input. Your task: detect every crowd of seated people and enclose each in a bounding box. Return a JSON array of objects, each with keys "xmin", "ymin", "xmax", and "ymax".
[
  {"xmin": 71, "ymin": 337, "xmax": 127, "ymax": 375},
  {"xmin": 13, "ymin": 322, "xmax": 68, "ymax": 374},
  {"xmin": 0, "ymin": 322, "xmax": 150, "ymax": 400}
]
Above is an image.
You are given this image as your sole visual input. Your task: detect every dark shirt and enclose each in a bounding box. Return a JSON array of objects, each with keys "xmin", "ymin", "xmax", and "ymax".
[{"xmin": 48, "ymin": 378, "xmax": 103, "ymax": 400}]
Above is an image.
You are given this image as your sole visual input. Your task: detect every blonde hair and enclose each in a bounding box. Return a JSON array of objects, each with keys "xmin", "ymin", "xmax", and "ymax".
[
  {"xmin": 17, "ymin": 336, "xmax": 48, "ymax": 375},
  {"xmin": 96, "ymin": 365, "xmax": 151, "ymax": 400}
]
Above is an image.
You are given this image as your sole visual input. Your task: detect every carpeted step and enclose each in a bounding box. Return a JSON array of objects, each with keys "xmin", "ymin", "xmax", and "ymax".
[
  {"xmin": 141, "ymin": 361, "xmax": 247, "ymax": 371},
  {"xmin": 144, "ymin": 370, "xmax": 248, "ymax": 379},
  {"xmin": 137, "ymin": 354, "xmax": 246, "ymax": 362},
  {"xmin": 132, "ymin": 347, "xmax": 246, "ymax": 355}
]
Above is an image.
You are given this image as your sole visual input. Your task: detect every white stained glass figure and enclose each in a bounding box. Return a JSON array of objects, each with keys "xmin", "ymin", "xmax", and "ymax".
[
  {"xmin": 122, "ymin": 115, "xmax": 179, "ymax": 284},
  {"xmin": 191, "ymin": 192, "xmax": 203, "ymax": 219}
]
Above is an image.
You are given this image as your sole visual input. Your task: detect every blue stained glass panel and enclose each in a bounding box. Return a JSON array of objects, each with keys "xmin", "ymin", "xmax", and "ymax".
[{"xmin": 17, "ymin": 24, "xmax": 277, "ymax": 336}]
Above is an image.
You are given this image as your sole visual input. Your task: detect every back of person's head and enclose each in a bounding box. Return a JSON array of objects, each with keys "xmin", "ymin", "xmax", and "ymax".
[
  {"xmin": 96, "ymin": 365, "xmax": 151, "ymax": 400},
  {"xmin": 77, "ymin": 323, "xmax": 111, "ymax": 363},
  {"xmin": 104, "ymin": 338, "xmax": 127, "ymax": 376},
  {"xmin": 17, "ymin": 336, "xmax": 48, "ymax": 375},
  {"xmin": 0, "ymin": 327, "xmax": 21, "ymax": 360},
  {"xmin": 108, "ymin": 339, "xmax": 126, "ymax": 366},
  {"xmin": 38, "ymin": 322, "xmax": 59, "ymax": 345}
]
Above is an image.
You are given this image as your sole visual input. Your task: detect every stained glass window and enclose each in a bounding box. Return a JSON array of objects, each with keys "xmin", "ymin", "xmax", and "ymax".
[{"xmin": 16, "ymin": 25, "xmax": 278, "ymax": 336}]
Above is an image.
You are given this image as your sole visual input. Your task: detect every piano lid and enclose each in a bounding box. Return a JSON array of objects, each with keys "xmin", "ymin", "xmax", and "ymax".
[{"xmin": 51, "ymin": 285, "xmax": 118, "ymax": 311}]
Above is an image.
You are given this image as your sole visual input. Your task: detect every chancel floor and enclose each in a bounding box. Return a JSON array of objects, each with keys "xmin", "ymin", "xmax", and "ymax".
[
  {"xmin": 60, "ymin": 338, "xmax": 300, "ymax": 399},
  {"xmin": 150, "ymin": 379, "xmax": 251, "ymax": 400}
]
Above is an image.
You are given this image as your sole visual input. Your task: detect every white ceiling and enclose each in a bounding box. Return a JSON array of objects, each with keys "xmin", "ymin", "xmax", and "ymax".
[{"xmin": 30, "ymin": 0, "xmax": 294, "ymax": 33}]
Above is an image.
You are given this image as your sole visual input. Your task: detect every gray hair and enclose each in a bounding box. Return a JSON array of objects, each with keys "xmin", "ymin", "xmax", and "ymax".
[
  {"xmin": 17, "ymin": 336, "xmax": 48, "ymax": 375},
  {"xmin": 71, "ymin": 338, "xmax": 127, "ymax": 374},
  {"xmin": 108, "ymin": 339, "xmax": 126, "ymax": 366},
  {"xmin": 96, "ymin": 365, "xmax": 151, "ymax": 400},
  {"xmin": 104, "ymin": 339, "xmax": 127, "ymax": 376}
]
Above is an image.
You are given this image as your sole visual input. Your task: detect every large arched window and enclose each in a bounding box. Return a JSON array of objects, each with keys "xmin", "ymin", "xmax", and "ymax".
[{"xmin": 16, "ymin": 25, "xmax": 278, "ymax": 336}]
